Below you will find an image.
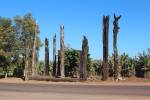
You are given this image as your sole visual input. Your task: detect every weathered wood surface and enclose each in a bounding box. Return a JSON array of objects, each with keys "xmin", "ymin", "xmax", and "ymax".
[
  {"xmin": 60, "ymin": 25, "xmax": 65, "ymax": 77},
  {"xmin": 113, "ymin": 14, "xmax": 121, "ymax": 80},
  {"xmin": 80, "ymin": 36, "xmax": 89, "ymax": 80},
  {"xmin": 53, "ymin": 33, "xmax": 57, "ymax": 77},
  {"xmin": 102, "ymin": 16, "xmax": 109, "ymax": 81},
  {"xmin": 44, "ymin": 38, "xmax": 49, "ymax": 76}
]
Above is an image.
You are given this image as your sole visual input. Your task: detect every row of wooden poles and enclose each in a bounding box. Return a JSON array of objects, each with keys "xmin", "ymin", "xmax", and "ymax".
[{"xmin": 24, "ymin": 14, "xmax": 121, "ymax": 81}]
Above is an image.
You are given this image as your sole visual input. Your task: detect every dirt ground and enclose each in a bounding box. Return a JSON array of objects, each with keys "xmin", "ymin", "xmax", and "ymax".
[
  {"xmin": 0, "ymin": 77, "xmax": 150, "ymax": 100},
  {"xmin": 0, "ymin": 77, "xmax": 150, "ymax": 86},
  {"xmin": 0, "ymin": 91, "xmax": 149, "ymax": 100}
]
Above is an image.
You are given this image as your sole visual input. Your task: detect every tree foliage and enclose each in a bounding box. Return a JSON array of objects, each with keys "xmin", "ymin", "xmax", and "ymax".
[
  {"xmin": 0, "ymin": 13, "xmax": 42, "ymax": 78},
  {"xmin": 0, "ymin": 17, "xmax": 15, "ymax": 75},
  {"xmin": 64, "ymin": 47, "xmax": 80, "ymax": 77},
  {"xmin": 135, "ymin": 49, "xmax": 150, "ymax": 78}
]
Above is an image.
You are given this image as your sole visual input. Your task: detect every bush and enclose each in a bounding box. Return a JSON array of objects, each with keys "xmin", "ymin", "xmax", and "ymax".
[{"xmin": 13, "ymin": 66, "xmax": 23, "ymax": 77}]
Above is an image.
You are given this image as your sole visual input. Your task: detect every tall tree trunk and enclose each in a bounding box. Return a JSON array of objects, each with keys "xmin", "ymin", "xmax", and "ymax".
[
  {"xmin": 113, "ymin": 14, "xmax": 121, "ymax": 80},
  {"xmin": 31, "ymin": 24, "xmax": 37, "ymax": 76},
  {"xmin": 60, "ymin": 25, "xmax": 65, "ymax": 77},
  {"xmin": 44, "ymin": 38, "xmax": 49, "ymax": 76},
  {"xmin": 80, "ymin": 36, "xmax": 89, "ymax": 80},
  {"xmin": 53, "ymin": 33, "xmax": 57, "ymax": 77},
  {"xmin": 102, "ymin": 16, "xmax": 109, "ymax": 81},
  {"xmin": 25, "ymin": 42, "xmax": 29, "ymax": 81}
]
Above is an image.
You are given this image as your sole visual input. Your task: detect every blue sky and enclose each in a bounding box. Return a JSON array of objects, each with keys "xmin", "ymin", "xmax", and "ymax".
[{"xmin": 0, "ymin": 0, "xmax": 150, "ymax": 60}]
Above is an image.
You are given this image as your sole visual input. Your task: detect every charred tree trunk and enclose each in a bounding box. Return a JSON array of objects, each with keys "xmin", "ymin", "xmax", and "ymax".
[
  {"xmin": 53, "ymin": 33, "xmax": 57, "ymax": 77},
  {"xmin": 80, "ymin": 36, "xmax": 89, "ymax": 80},
  {"xmin": 44, "ymin": 38, "xmax": 49, "ymax": 76},
  {"xmin": 102, "ymin": 16, "xmax": 109, "ymax": 81},
  {"xmin": 31, "ymin": 24, "xmax": 37, "ymax": 76},
  {"xmin": 113, "ymin": 14, "xmax": 121, "ymax": 80},
  {"xmin": 60, "ymin": 25, "xmax": 65, "ymax": 77}
]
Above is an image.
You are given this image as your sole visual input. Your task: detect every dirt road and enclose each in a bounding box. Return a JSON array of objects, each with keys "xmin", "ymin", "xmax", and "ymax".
[{"xmin": 0, "ymin": 81, "xmax": 150, "ymax": 100}]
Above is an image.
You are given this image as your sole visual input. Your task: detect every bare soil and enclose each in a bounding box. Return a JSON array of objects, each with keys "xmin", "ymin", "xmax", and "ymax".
[
  {"xmin": 0, "ymin": 77, "xmax": 149, "ymax": 86},
  {"xmin": 0, "ymin": 77, "xmax": 150, "ymax": 100},
  {"xmin": 0, "ymin": 91, "xmax": 149, "ymax": 100}
]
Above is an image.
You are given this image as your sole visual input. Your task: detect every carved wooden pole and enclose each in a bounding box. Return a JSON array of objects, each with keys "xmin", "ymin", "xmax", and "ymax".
[
  {"xmin": 44, "ymin": 38, "xmax": 49, "ymax": 76},
  {"xmin": 31, "ymin": 23, "xmax": 37, "ymax": 76},
  {"xmin": 113, "ymin": 14, "xmax": 121, "ymax": 80},
  {"xmin": 80, "ymin": 36, "xmax": 89, "ymax": 80},
  {"xmin": 60, "ymin": 25, "xmax": 65, "ymax": 77},
  {"xmin": 102, "ymin": 16, "xmax": 109, "ymax": 81},
  {"xmin": 53, "ymin": 33, "xmax": 57, "ymax": 77}
]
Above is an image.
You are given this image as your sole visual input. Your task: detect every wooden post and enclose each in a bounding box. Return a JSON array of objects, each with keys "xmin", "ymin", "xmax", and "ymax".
[
  {"xmin": 53, "ymin": 33, "xmax": 57, "ymax": 77},
  {"xmin": 60, "ymin": 25, "xmax": 65, "ymax": 77},
  {"xmin": 80, "ymin": 36, "xmax": 89, "ymax": 80},
  {"xmin": 113, "ymin": 14, "xmax": 121, "ymax": 80},
  {"xmin": 44, "ymin": 38, "xmax": 49, "ymax": 76},
  {"xmin": 102, "ymin": 16, "xmax": 109, "ymax": 81}
]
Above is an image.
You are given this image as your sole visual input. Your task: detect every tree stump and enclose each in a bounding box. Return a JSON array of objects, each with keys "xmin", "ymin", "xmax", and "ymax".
[
  {"xmin": 113, "ymin": 14, "xmax": 121, "ymax": 80},
  {"xmin": 102, "ymin": 15, "xmax": 109, "ymax": 81},
  {"xmin": 60, "ymin": 25, "xmax": 65, "ymax": 77},
  {"xmin": 80, "ymin": 36, "xmax": 89, "ymax": 80},
  {"xmin": 44, "ymin": 38, "xmax": 49, "ymax": 76},
  {"xmin": 53, "ymin": 33, "xmax": 57, "ymax": 77}
]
